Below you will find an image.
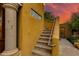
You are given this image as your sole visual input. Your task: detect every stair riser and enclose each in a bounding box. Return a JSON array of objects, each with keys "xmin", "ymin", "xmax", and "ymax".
[
  {"xmin": 37, "ymin": 41, "xmax": 48, "ymax": 44},
  {"xmin": 39, "ymin": 39, "xmax": 49, "ymax": 42},
  {"xmin": 39, "ymin": 38, "xmax": 49, "ymax": 40},
  {"xmin": 37, "ymin": 42, "xmax": 49, "ymax": 46},
  {"xmin": 42, "ymin": 31, "xmax": 51, "ymax": 33},
  {"xmin": 40, "ymin": 36, "xmax": 50, "ymax": 39},
  {"xmin": 35, "ymin": 45, "xmax": 51, "ymax": 50},
  {"xmin": 40, "ymin": 35, "xmax": 50, "ymax": 37},
  {"xmin": 43, "ymin": 29, "xmax": 51, "ymax": 31},
  {"xmin": 35, "ymin": 47, "xmax": 51, "ymax": 51},
  {"xmin": 32, "ymin": 47, "xmax": 51, "ymax": 56}
]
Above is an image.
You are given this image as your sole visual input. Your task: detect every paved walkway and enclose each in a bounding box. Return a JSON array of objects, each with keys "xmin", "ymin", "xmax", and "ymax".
[{"xmin": 60, "ymin": 38, "xmax": 79, "ymax": 56}]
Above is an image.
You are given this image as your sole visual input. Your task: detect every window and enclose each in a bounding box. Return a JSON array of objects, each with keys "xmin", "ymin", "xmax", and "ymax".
[{"xmin": 30, "ymin": 8, "xmax": 42, "ymax": 20}]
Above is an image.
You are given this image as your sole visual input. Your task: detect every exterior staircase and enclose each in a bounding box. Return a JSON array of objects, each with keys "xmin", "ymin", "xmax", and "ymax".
[
  {"xmin": 32, "ymin": 29, "xmax": 52, "ymax": 56},
  {"xmin": 32, "ymin": 17, "xmax": 57, "ymax": 56}
]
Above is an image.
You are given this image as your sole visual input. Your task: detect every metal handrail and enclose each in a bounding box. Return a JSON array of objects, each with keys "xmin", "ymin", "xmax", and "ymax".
[{"xmin": 48, "ymin": 19, "xmax": 56, "ymax": 46}]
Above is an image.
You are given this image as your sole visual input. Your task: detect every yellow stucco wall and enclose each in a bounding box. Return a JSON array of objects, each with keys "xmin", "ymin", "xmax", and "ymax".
[
  {"xmin": 52, "ymin": 19, "xmax": 60, "ymax": 56},
  {"xmin": 18, "ymin": 3, "xmax": 44, "ymax": 56}
]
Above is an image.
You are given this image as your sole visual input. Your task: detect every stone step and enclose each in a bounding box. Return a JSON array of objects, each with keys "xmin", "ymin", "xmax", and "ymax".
[
  {"xmin": 43, "ymin": 29, "xmax": 51, "ymax": 31},
  {"xmin": 39, "ymin": 37, "xmax": 50, "ymax": 40},
  {"xmin": 39, "ymin": 38, "xmax": 49, "ymax": 42},
  {"xmin": 42, "ymin": 31, "xmax": 51, "ymax": 33},
  {"xmin": 41, "ymin": 33, "xmax": 51, "ymax": 35},
  {"xmin": 42, "ymin": 31, "xmax": 51, "ymax": 34},
  {"xmin": 32, "ymin": 48, "xmax": 51, "ymax": 56},
  {"xmin": 40, "ymin": 36, "xmax": 50, "ymax": 39},
  {"xmin": 37, "ymin": 40, "xmax": 48, "ymax": 44},
  {"xmin": 37, "ymin": 42, "xmax": 49, "ymax": 46},
  {"xmin": 32, "ymin": 46, "xmax": 51, "ymax": 56},
  {"xmin": 40, "ymin": 34, "xmax": 51, "ymax": 37},
  {"xmin": 32, "ymin": 53, "xmax": 39, "ymax": 56},
  {"xmin": 35, "ymin": 43, "xmax": 52, "ymax": 50}
]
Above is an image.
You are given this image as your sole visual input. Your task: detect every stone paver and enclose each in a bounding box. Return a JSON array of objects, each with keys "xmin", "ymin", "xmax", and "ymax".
[{"xmin": 60, "ymin": 38, "xmax": 79, "ymax": 56}]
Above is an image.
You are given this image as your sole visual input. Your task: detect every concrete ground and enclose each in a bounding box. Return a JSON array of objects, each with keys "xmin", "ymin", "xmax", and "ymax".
[{"xmin": 60, "ymin": 38, "xmax": 79, "ymax": 56}]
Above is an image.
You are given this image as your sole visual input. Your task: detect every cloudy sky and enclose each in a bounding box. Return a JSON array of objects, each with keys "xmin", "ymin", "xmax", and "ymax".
[{"xmin": 45, "ymin": 3, "xmax": 79, "ymax": 24}]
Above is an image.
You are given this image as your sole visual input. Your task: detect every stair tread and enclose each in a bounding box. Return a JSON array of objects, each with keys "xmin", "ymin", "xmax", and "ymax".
[
  {"xmin": 43, "ymin": 29, "xmax": 51, "ymax": 31},
  {"xmin": 32, "ymin": 49, "xmax": 51, "ymax": 56},
  {"xmin": 41, "ymin": 34, "xmax": 50, "ymax": 36},
  {"xmin": 39, "ymin": 37, "xmax": 50, "ymax": 40},
  {"xmin": 35, "ymin": 44, "xmax": 52, "ymax": 50},
  {"xmin": 40, "ymin": 35, "xmax": 50, "ymax": 37},
  {"xmin": 42, "ymin": 33, "xmax": 51, "ymax": 34},
  {"xmin": 32, "ymin": 53, "xmax": 39, "ymax": 56},
  {"xmin": 39, "ymin": 38, "xmax": 49, "ymax": 41},
  {"xmin": 40, "ymin": 36, "xmax": 50, "ymax": 38},
  {"xmin": 38, "ymin": 40, "xmax": 48, "ymax": 43},
  {"xmin": 42, "ymin": 31, "xmax": 51, "ymax": 33}
]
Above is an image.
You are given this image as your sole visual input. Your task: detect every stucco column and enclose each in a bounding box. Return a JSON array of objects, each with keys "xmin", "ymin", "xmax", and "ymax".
[{"xmin": 1, "ymin": 3, "xmax": 21, "ymax": 56}]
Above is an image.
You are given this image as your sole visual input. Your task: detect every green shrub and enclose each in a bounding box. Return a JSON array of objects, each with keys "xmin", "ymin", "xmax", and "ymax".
[{"xmin": 67, "ymin": 36, "xmax": 78, "ymax": 44}]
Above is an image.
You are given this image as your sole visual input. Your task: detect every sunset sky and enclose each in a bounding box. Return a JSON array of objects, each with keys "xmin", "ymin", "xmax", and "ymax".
[{"xmin": 45, "ymin": 3, "xmax": 79, "ymax": 24}]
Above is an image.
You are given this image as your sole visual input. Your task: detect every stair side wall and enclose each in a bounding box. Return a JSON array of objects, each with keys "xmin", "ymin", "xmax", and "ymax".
[{"xmin": 52, "ymin": 19, "xmax": 60, "ymax": 56}]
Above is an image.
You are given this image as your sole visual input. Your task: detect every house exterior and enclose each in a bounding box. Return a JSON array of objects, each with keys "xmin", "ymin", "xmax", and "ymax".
[{"xmin": 60, "ymin": 23, "xmax": 71, "ymax": 38}]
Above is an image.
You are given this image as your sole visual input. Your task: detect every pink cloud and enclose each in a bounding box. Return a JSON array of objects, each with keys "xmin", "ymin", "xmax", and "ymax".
[{"xmin": 45, "ymin": 3, "xmax": 79, "ymax": 24}]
